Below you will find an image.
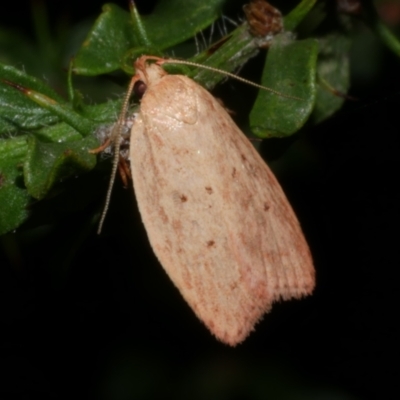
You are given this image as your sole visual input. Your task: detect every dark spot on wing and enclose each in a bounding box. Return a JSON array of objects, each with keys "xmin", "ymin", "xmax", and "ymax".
[
  {"xmin": 205, "ymin": 186, "xmax": 213, "ymax": 194},
  {"xmin": 264, "ymin": 203, "xmax": 270, "ymax": 211},
  {"xmin": 212, "ymin": 305, "xmax": 220, "ymax": 315},
  {"xmin": 180, "ymin": 194, "xmax": 187, "ymax": 202},
  {"xmin": 206, "ymin": 240, "xmax": 215, "ymax": 248}
]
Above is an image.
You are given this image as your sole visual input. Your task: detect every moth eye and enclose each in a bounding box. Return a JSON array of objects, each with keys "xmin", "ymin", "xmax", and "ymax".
[{"xmin": 134, "ymin": 80, "xmax": 147, "ymax": 99}]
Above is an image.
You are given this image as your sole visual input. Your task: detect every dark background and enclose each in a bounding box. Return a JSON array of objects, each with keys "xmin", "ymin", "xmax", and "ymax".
[{"xmin": 1, "ymin": 1, "xmax": 399, "ymax": 399}]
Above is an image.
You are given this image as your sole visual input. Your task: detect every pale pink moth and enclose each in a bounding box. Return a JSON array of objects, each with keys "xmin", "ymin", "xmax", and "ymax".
[{"xmin": 99, "ymin": 56, "xmax": 315, "ymax": 346}]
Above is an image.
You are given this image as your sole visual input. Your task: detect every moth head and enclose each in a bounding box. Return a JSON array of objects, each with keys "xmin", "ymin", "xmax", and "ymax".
[{"xmin": 134, "ymin": 56, "xmax": 167, "ymax": 87}]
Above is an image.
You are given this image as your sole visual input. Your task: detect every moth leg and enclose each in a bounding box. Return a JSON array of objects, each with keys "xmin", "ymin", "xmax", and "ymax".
[
  {"xmin": 118, "ymin": 155, "xmax": 131, "ymax": 188},
  {"xmin": 89, "ymin": 138, "xmax": 112, "ymax": 154}
]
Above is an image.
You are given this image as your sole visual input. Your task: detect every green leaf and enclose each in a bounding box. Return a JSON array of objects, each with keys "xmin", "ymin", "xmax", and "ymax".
[
  {"xmin": 0, "ymin": 62, "xmax": 64, "ymax": 101},
  {"xmin": 312, "ymin": 33, "xmax": 351, "ymax": 124},
  {"xmin": 73, "ymin": 0, "xmax": 225, "ymax": 76},
  {"xmin": 250, "ymin": 33, "xmax": 318, "ymax": 138},
  {"xmin": 80, "ymin": 99, "xmax": 125, "ymax": 124},
  {"xmin": 142, "ymin": 0, "xmax": 225, "ymax": 49},
  {"xmin": 284, "ymin": 0, "xmax": 318, "ymax": 32},
  {"xmin": 0, "ymin": 137, "xmax": 30, "ymax": 234},
  {"xmin": 157, "ymin": 23, "xmax": 259, "ymax": 90},
  {"xmin": 22, "ymin": 87, "xmax": 95, "ymax": 136},
  {"xmin": 24, "ymin": 135, "xmax": 98, "ymax": 199},
  {"xmin": 29, "ymin": 100, "xmax": 125, "ymax": 144},
  {"xmin": 73, "ymin": 4, "xmax": 138, "ymax": 76},
  {"xmin": 0, "ymin": 63, "xmax": 124, "ymax": 233},
  {"xmin": 0, "ymin": 63, "xmax": 62, "ymax": 133},
  {"xmin": 189, "ymin": 24, "xmax": 258, "ymax": 90},
  {"xmin": 0, "ymin": 63, "xmax": 96, "ymax": 136}
]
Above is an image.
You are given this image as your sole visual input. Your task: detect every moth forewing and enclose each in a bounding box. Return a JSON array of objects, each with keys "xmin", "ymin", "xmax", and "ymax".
[{"xmin": 127, "ymin": 58, "xmax": 315, "ymax": 346}]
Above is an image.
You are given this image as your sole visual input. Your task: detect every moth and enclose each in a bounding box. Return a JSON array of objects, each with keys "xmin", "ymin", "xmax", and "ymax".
[{"xmin": 97, "ymin": 56, "xmax": 315, "ymax": 346}]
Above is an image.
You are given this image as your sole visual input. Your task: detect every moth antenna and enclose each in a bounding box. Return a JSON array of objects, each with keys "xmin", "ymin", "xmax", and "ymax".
[
  {"xmin": 160, "ymin": 58, "xmax": 302, "ymax": 101},
  {"xmin": 97, "ymin": 75, "xmax": 138, "ymax": 234}
]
